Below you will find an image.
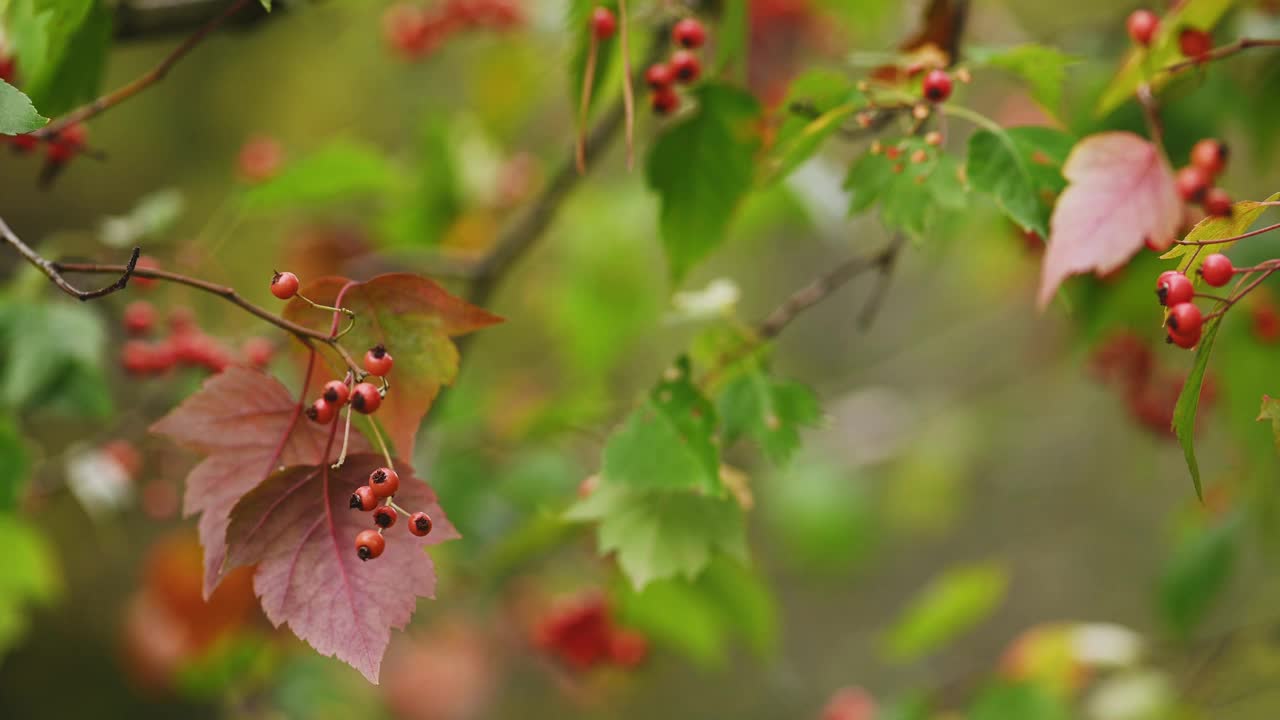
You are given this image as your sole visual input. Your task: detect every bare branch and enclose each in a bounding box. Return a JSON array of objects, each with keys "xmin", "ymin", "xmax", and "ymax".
[{"xmin": 0, "ymin": 217, "xmax": 141, "ymax": 300}]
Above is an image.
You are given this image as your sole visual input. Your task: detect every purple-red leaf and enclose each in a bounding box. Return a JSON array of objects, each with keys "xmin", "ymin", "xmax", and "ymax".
[
  {"xmin": 1037, "ymin": 132, "xmax": 1181, "ymax": 309},
  {"xmin": 284, "ymin": 273, "xmax": 502, "ymax": 457},
  {"xmin": 151, "ymin": 365, "xmax": 366, "ymax": 598},
  {"xmin": 225, "ymin": 453, "xmax": 457, "ymax": 683}
]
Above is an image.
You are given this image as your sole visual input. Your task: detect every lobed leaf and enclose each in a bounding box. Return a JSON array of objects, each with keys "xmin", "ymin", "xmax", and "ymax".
[
  {"xmin": 760, "ymin": 69, "xmax": 865, "ymax": 184},
  {"xmin": 966, "ymin": 126, "xmax": 1073, "ymax": 238},
  {"xmin": 967, "ymin": 44, "xmax": 1080, "ymax": 119},
  {"xmin": 717, "ymin": 364, "xmax": 821, "ymax": 465},
  {"xmin": 844, "ymin": 137, "xmax": 967, "ymax": 237}
]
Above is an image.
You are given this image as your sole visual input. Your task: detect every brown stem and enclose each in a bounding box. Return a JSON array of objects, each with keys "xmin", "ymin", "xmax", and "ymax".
[
  {"xmin": 34, "ymin": 0, "xmax": 254, "ymax": 139},
  {"xmin": 1175, "ymin": 221, "xmax": 1280, "ymax": 247},
  {"xmin": 576, "ymin": 35, "xmax": 600, "ymax": 174},
  {"xmin": 759, "ymin": 237, "xmax": 903, "ymax": 340},
  {"xmin": 1136, "ymin": 83, "xmax": 1164, "ymax": 149},
  {"xmin": 0, "ymin": 216, "xmax": 141, "ymax": 300},
  {"xmin": 1163, "ymin": 38, "xmax": 1280, "ymax": 75},
  {"xmin": 618, "ymin": 0, "xmax": 635, "ymax": 171}
]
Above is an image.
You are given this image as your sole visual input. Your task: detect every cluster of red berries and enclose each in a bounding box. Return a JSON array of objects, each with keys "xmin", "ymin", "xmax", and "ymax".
[
  {"xmin": 637, "ymin": 16, "xmax": 709, "ymax": 115},
  {"xmin": 349, "ymin": 466, "xmax": 435, "ymax": 561},
  {"xmin": 1173, "ymin": 138, "xmax": 1231, "ymax": 217},
  {"xmin": 382, "ymin": 0, "xmax": 522, "ymax": 60},
  {"xmin": 303, "ymin": 346, "xmax": 392, "ymax": 424},
  {"xmin": 532, "ymin": 593, "xmax": 648, "ymax": 670},
  {"xmin": 1126, "ymin": 8, "xmax": 1214, "ymax": 60},
  {"xmin": 1155, "ymin": 258, "xmax": 1232, "ymax": 349},
  {"xmin": 1089, "ymin": 331, "xmax": 1215, "ymax": 437},
  {"xmin": 121, "ymin": 301, "xmax": 273, "ymax": 375},
  {"xmin": 3, "ymin": 122, "xmax": 90, "ymax": 169}
]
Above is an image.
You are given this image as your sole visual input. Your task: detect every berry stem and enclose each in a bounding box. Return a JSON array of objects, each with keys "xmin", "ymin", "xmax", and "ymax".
[
  {"xmin": 297, "ymin": 293, "xmax": 357, "ymax": 320},
  {"xmin": 332, "ymin": 404, "xmax": 354, "ymax": 469},
  {"xmin": 1162, "ymin": 37, "xmax": 1280, "ymax": 75},
  {"xmin": 388, "ymin": 499, "xmax": 412, "ymax": 516},
  {"xmin": 618, "ymin": 0, "xmax": 634, "ymax": 171},
  {"xmin": 1174, "ymin": 221, "xmax": 1280, "ymax": 247},
  {"xmin": 366, "ymin": 415, "xmax": 395, "ymax": 469},
  {"xmin": 575, "ymin": 33, "xmax": 599, "ymax": 174}
]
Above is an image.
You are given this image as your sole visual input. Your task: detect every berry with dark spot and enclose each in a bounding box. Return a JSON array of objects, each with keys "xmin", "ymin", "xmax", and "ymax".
[
  {"xmin": 369, "ymin": 467, "xmax": 400, "ymax": 498},
  {"xmin": 355, "ymin": 529, "xmax": 386, "ymax": 561},
  {"xmin": 409, "ymin": 512, "xmax": 434, "ymax": 537},
  {"xmin": 373, "ymin": 506, "xmax": 398, "ymax": 529}
]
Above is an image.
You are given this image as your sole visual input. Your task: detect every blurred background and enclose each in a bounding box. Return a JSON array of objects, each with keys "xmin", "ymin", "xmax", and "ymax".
[{"xmin": 5, "ymin": 0, "xmax": 1280, "ymax": 718}]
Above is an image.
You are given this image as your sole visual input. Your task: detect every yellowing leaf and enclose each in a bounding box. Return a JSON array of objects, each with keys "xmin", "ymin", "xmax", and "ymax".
[{"xmin": 1161, "ymin": 192, "xmax": 1280, "ymax": 279}]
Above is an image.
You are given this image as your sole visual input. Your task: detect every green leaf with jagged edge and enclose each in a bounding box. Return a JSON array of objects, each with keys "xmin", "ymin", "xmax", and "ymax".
[
  {"xmin": 966, "ymin": 126, "xmax": 1074, "ymax": 238},
  {"xmin": 0, "ymin": 302, "xmax": 111, "ymax": 418},
  {"xmin": 4, "ymin": 0, "xmax": 110, "ymax": 117},
  {"xmin": 967, "ymin": 45, "xmax": 1080, "ymax": 120},
  {"xmin": 611, "ymin": 555, "xmax": 775, "ymax": 667},
  {"xmin": 240, "ymin": 140, "xmax": 406, "ymax": 211},
  {"xmin": 1095, "ymin": 0, "xmax": 1235, "ymax": 117},
  {"xmin": 1162, "ymin": 192, "xmax": 1280, "ymax": 279},
  {"xmin": 565, "ymin": 482, "xmax": 748, "ymax": 589},
  {"xmin": 567, "ymin": 0, "xmax": 618, "ymax": 116},
  {"xmin": 760, "ymin": 69, "xmax": 866, "ymax": 184},
  {"xmin": 0, "ymin": 514, "xmax": 60, "ymax": 658},
  {"xmin": 844, "ymin": 137, "xmax": 967, "ymax": 237},
  {"xmin": 1159, "ymin": 515, "xmax": 1239, "ymax": 638},
  {"xmin": 717, "ymin": 362, "xmax": 821, "ymax": 465},
  {"xmin": 882, "ymin": 562, "xmax": 1008, "ymax": 663},
  {"xmin": 0, "ymin": 418, "xmax": 31, "ymax": 512},
  {"xmin": 601, "ymin": 356, "xmax": 722, "ymax": 494},
  {"xmin": 1172, "ymin": 317, "xmax": 1222, "ymax": 499},
  {"xmin": 0, "ymin": 78, "xmax": 45, "ymax": 134},
  {"xmin": 647, "ymin": 83, "xmax": 761, "ymax": 281}
]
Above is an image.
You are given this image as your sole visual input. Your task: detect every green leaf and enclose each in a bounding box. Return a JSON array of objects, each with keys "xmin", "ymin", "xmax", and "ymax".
[
  {"xmin": 566, "ymin": 482, "xmax": 748, "ymax": 589},
  {"xmin": 0, "ymin": 79, "xmax": 46, "ymax": 134},
  {"xmin": 714, "ymin": 0, "xmax": 749, "ymax": 83},
  {"xmin": 612, "ymin": 556, "xmax": 775, "ymax": 666},
  {"xmin": 1159, "ymin": 516, "xmax": 1238, "ymax": 638},
  {"xmin": 1172, "ymin": 317, "xmax": 1222, "ymax": 500},
  {"xmin": 968, "ymin": 45, "xmax": 1080, "ymax": 119},
  {"xmin": 1095, "ymin": 0, "xmax": 1235, "ymax": 117},
  {"xmin": 0, "ymin": 418, "xmax": 31, "ymax": 512},
  {"xmin": 761, "ymin": 69, "xmax": 865, "ymax": 184},
  {"xmin": 1162, "ymin": 193, "xmax": 1280, "ymax": 279},
  {"xmin": 717, "ymin": 364, "xmax": 820, "ymax": 464},
  {"xmin": 601, "ymin": 357, "xmax": 721, "ymax": 494},
  {"xmin": 646, "ymin": 84, "xmax": 761, "ymax": 281},
  {"xmin": 0, "ymin": 301, "xmax": 110, "ymax": 417},
  {"xmin": 240, "ymin": 140, "xmax": 404, "ymax": 211},
  {"xmin": 5, "ymin": 0, "xmax": 109, "ymax": 117},
  {"xmin": 764, "ymin": 460, "xmax": 876, "ymax": 573},
  {"xmin": 100, "ymin": 188, "xmax": 185, "ymax": 248},
  {"xmin": 379, "ymin": 118, "xmax": 461, "ymax": 247},
  {"xmin": 968, "ymin": 682, "xmax": 1070, "ymax": 720},
  {"xmin": 966, "ymin": 126, "xmax": 1073, "ymax": 237},
  {"xmin": 844, "ymin": 138, "xmax": 967, "ymax": 236},
  {"xmin": 0, "ymin": 514, "xmax": 60, "ymax": 658},
  {"xmin": 882, "ymin": 562, "xmax": 1008, "ymax": 663},
  {"xmin": 258, "ymin": 0, "xmax": 272, "ymax": 10}
]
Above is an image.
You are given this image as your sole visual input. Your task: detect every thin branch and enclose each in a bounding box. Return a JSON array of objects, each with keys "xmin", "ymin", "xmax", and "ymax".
[
  {"xmin": 34, "ymin": 0, "xmax": 255, "ymax": 139},
  {"xmin": 1175, "ymin": 221, "xmax": 1280, "ymax": 246},
  {"xmin": 758, "ymin": 238, "xmax": 902, "ymax": 340},
  {"xmin": 0, "ymin": 216, "xmax": 141, "ymax": 300},
  {"xmin": 1136, "ymin": 83, "xmax": 1164, "ymax": 148},
  {"xmin": 1163, "ymin": 38, "xmax": 1280, "ymax": 74}
]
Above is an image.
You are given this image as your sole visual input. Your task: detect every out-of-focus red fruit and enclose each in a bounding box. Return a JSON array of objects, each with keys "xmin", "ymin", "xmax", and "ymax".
[
  {"xmin": 0, "ymin": 55, "xmax": 16, "ymax": 84},
  {"xmin": 101, "ymin": 440, "xmax": 143, "ymax": 478},
  {"xmin": 241, "ymin": 337, "xmax": 274, "ymax": 368},
  {"xmin": 608, "ymin": 629, "xmax": 649, "ymax": 667},
  {"xmin": 141, "ymin": 479, "xmax": 180, "ymax": 520},
  {"xmin": 382, "ymin": 620, "xmax": 496, "ymax": 720},
  {"xmin": 383, "ymin": 3, "xmax": 431, "ymax": 58},
  {"xmin": 237, "ymin": 136, "xmax": 284, "ymax": 183},
  {"xmin": 1253, "ymin": 304, "xmax": 1280, "ymax": 343},
  {"xmin": 1126, "ymin": 10, "xmax": 1159, "ymax": 47},
  {"xmin": 132, "ymin": 255, "xmax": 161, "ymax": 289},
  {"xmin": 821, "ymin": 686, "xmax": 878, "ymax": 720},
  {"xmin": 1178, "ymin": 27, "xmax": 1213, "ymax": 60},
  {"xmin": 123, "ymin": 301, "xmax": 157, "ymax": 335}
]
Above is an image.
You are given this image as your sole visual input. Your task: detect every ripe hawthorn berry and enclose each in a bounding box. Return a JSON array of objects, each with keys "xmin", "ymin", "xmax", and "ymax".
[
  {"xmin": 1174, "ymin": 165, "xmax": 1210, "ymax": 203},
  {"xmin": 0, "ymin": 55, "xmax": 15, "ymax": 84},
  {"xmin": 355, "ymin": 529, "xmax": 386, "ymax": 561},
  {"xmin": 1126, "ymin": 9, "xmax": 1159, "ymax": 47},
  {"xmin": 1168, "ymin": 302, "xmax": 1204, "ymax": 336},
  {"xmin": 590, "ymin": 7, "xmax": 616, "ymax": 40},
  {"xmin": 1190, "ymin": 138, "xmax": 1228, "ymax": 177},
  {"xmin": 46, "ymin": 123, "xmax": 87, "ymax": 164},
  {"xmin": 242, "ymin": 337, "xmax": 274, "ymax": 369},
  {"xmin": 409, "ymin": 511, "xmax": 434, "ymax": 537},
  {"xmin": 1156, "ymin": 271, "xmax": 1194, "ymax": 307},
  {"xmin": 363, "ymin": 344, "xmax": 394, "ymax": 376},
  {"xmin": 922, "ymin": 69, "xmax": 952, "ymax": 102},
  {"xmin": 373, "ymin": 506, "xmax": 398, "ymax": 529},
  {"xmin": 1203, "ymin": 187, "xmax": 1232, "ymax": 218},
  {"xmin": 645, "ymin": 62, "xmax": 674, "ymax": 90},
  {"xmin": 672, "ymin": 17, "xmax": 707, "ymax": 49},
  {"xmin": 350, "ymin": 486, "xmax": 378, "ymax": 511},
  {"xmin": 322, "ymin": 380, "xmax": 350, "ymax": 405},
  {"xmin": 369, "ymin": 467, "xmax": 401, "ymax": 498},
  {"xmin": 123, "ymin": 301, "xmax": 157, "ymax": 335},
  {"xmin": 651, "ymin": 86, "xmax": 680, "ymax": 115},
  {"xmin": 132, "ymin": 255, "xmax": 160, "ymax": 290},
  {"xmin": 1178, "ymin": 27, "xmax": 1212, "ymax": 59},
  {"xmin": 350, "ymin": 382, "xmax": 383, "ymax": 414},
  {"xmin": 270, "ymin": 271, "xmax": 300, "ymax": 300},
  {"xmin": 237, "ymin": 136, "xmax": 284, "ymax": 183},
  {"xmin": 1199, "ymin": 253, "xmax": 1234, "ymax": 287},
  {"xmin": 306, "ymin": 398, "xmax": 336, "ymax": 424},
  {"xmin": 670, "ymin": 50, "xmax": 701, "ymax": 83}
]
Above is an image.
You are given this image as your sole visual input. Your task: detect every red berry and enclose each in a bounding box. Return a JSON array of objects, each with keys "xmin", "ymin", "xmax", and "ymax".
[
  {"xmin": 270, "ymin": 271, "xmax": 300, "ymax": 300},
  {"xmin": 350, "ymin": 486, "xmax": 378, "ymax": 511},
  {"xmin": 409, "ymin": 511, "xmax": 434, "ymax": 537},
  {"xmin": 1168, "ymin": 322, "xmax": 1202, "ymax": 349},
  {"xmin": 242, "ymin": 337, "xmax": 274, "ymax": 368},
  {"xmin": 645, "ymin": 62, "xmax": 674, "ymax": 90},
  {"xmin": 1190, "ymin": 138, "xmax": 1228, "ymax": 177},
  {"xmin": 922, "ymin": 69, "xmax": 953, "ymax": 102},
  {"xmin": 350, "ymin": 382, "xmax": 383, "ymax": 414},
  {"xmin": 1156, "ymin": 271, "xmax": 1194, "ymax": 307},
  {"xmin": 1253, "ymin": 304, "xmax": 1280, "ymax": 343},
  {"xmin": 8, "ymin": 133, "xmax": 38, "ymax": 153},
  {"xmin": 305, "ymin": 398, "xmax": 337, "ymax": 424},
  {"xmin": 1199, "ymin": 253, "xmax": 1234, "ymax": 287},
  {"xmin": 672, "ymin": 17, "xmax": 707, "ymax": 49},
  {"xmin": 590, "ymin": 7, "xmax": 616, "ymax": 40},
  {"xmin": 608, "ymin": 630, "xmax": 648, "ymax": 667},
  {"xmin": 121, "ymin": 340, "xmax": 155, "ymax": 375},
  {"xmin": 1174, "ymin": 165, "xmax": 1210, "ymax": 203},
  {"xmin": 670, "ymin": 50, "xmax": 701, "ymax": 83},
  {"xmin": 651, "ymin": 86, "xmax": 680, "ymax": 115},
  {"xmin": 322, "ymin": 380, "xmax": 350, "ymax": 405},
  {"xmin": 383, "ymin": 3, "xmax": 430, "ymax": 58},
  {"xmin": 0, "ymin": 55, "xmax": 16, "ymax": 85},
  {"xmin": 372, "ymin": 506, "xmax": 398, "ymax": 529},
  {"xmin": 363, "ymin": 344, "xmax": 394, "ymax": 376},
  {"xmin": 355, "ymin": 529, "xmax": 386, "ymax": 561},
  {"xmin": 1203, "ymin": 187, "xmax": 1232, "ymax": 217},
  {"xmin": 46, "ymin": 123, "xmax": 87, "ymax": 164},
  {"xmin": 1168, "ymin": 302, "xmax": 1204, "ymax": 336},
  {"xmin": 369, "ymin": 467, "xmax": 400, "ymax": 498},
  {"xmin": 1126, "ymin": 9, "xmax": 1159, "ymax": 47},
  {"xmin": 1178, "ymin": 27, "xmax": 1212, "ymax": 59},
  {"xmin": 237, "ymin": 136, "xmax": 284, "ymax": 183},
  {"xmin": 123, "ymin": 301, "xmax": 157, "ymax": 335},
  {"xmin": 132, "ymin": 256, "xmax": 160, "ymax": 290}
]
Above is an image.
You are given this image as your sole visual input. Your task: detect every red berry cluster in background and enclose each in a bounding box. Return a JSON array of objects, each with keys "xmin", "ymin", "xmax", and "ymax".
[
  {"xmin": 2, "ymin": 122, "xmax": 91, "ymax": 182},
  {"xmin": 349, "ymin": 466, "xmax": 436, "ymax": 561},
  {"xmin": 120, "ymin": 296, "xmax": 274, "ymax": 376},
  {"xmin": 643, "ymin": 16, "xmax": 709, "ymax": 115},
  {"xmin": 1174, "ymin": 138, "xmax": 1232, "ymax": 218},
  {"xmin": 0, "ymin": 51, "xmax": 16, "ymax": 85},
  {"xmin": 532, "ymin": 593, "xmax": 648, "ymax": 670},
  {"xmin": 1126, "ymin": 7, "xmax": 1214, "ymax": 62},
  {"xmin": 236, "ymin": 135, "xmax": 284, "ymax": 183},
  {"xmin": 1089, "ymin": 331, "xmax": 1216, "ymax": 438},
  {"xmin": 382, "ymin": 0, "xmax": 523, "ymax": 61}
]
